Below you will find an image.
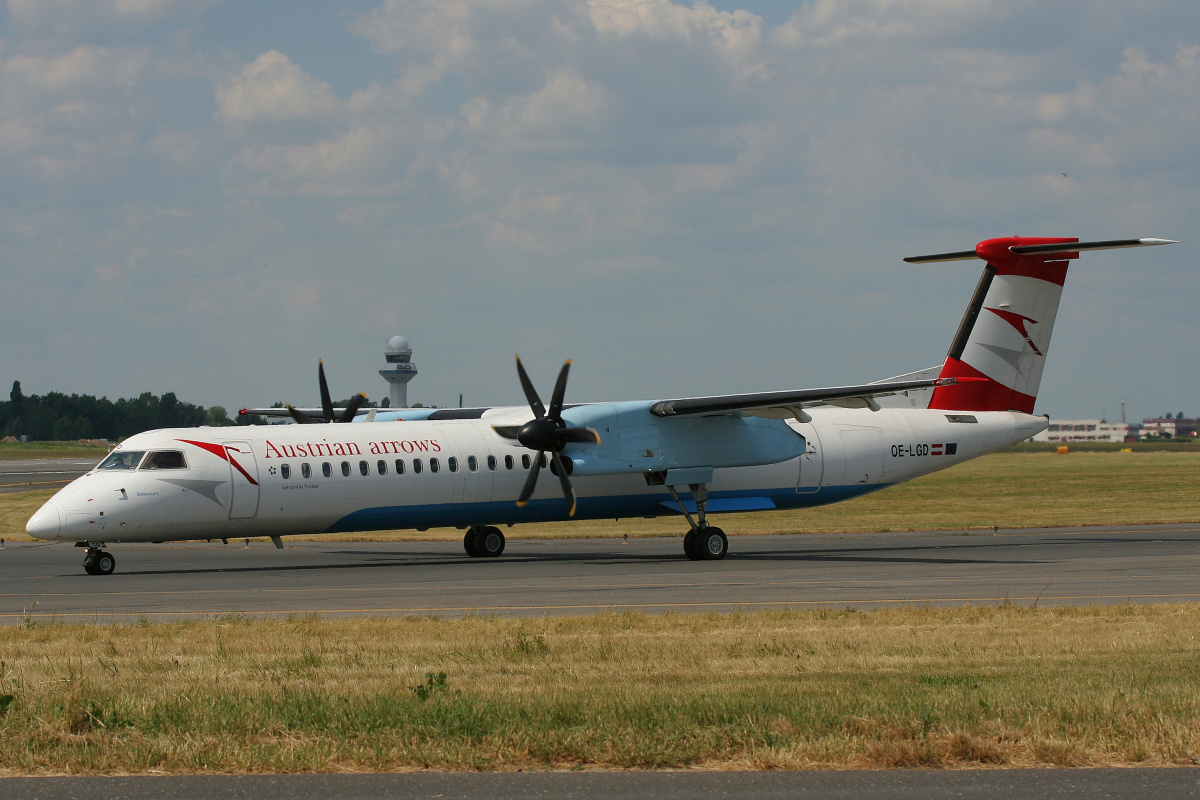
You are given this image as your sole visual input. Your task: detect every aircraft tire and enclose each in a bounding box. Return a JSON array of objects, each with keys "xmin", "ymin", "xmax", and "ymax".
[
  {"xmin": 683, "ymin": 530, "xmax": 702, "ymax": 560},
  {"xmin": 92, "ymin": 551, "xmax": 116, "ymax": 575},
  {"xmin": 464, "ymin": 529, "xmax": 483, "ymax": 558},
  {"xmin": 697, "ymin": 527, "xmax": 728, "ymax": 561},
  {"xmin": 480, "ymin": 526, "xmax": 506, "ymax": 557}
]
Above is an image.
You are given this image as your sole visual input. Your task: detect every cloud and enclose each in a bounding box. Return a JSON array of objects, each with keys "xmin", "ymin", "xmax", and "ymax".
[
  {"xmin": 2, "ymin": 46, "xmax": 148, "ymax": 93},
  {"xmin": 7, "ymin": 0, "xmax": 218, "ymax": 35},
  {"xmin": 216, "ymin": 50, "xmax": 342, "ymax": 124},
  {"xmin": 588, "ymin": 0, "xmax": 764, "ymax": 76}
]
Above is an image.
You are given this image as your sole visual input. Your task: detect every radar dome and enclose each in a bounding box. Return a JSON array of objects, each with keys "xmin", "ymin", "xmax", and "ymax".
[{"xmin": 386, "ymin": 335, "xmax": 411, "ymax": 354}]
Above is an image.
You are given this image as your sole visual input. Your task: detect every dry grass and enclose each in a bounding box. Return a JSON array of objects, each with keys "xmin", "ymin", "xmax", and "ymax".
[
  {"xmin": 5, "ymin": 450, "xmax": 1199, "ymax": 542},
  {"xmin": 1, "ymin": 605, "xmax": 1198, "ymax": 774}
]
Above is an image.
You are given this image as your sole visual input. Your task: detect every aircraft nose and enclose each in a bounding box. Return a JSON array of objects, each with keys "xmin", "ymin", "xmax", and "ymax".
[{"xmin": 26, "ymin": 499, "xmax": 63, "ymax": 541}]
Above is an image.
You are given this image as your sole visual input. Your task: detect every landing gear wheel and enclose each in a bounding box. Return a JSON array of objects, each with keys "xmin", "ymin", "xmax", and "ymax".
[
  {"xmin": 479, "ymin": 526, "xmax": 506, "ymax": 558},
  {"xmin": 683, "ymin": 530, "xmax": 702, "ymax": 561},
  {"xmin": 94, "ymin": 551, "xmax": 116, "ymax": 575},
  {"xmin": 464, "ymin": 529, "xmax": 483, "ymax": 558},
  {"xmin": 696, "ymin": 527, "xmax": 727, "ymax": 560},
  {"xmin": 83, "ymin": 550, "xmax": 116, "ymax": 575}
]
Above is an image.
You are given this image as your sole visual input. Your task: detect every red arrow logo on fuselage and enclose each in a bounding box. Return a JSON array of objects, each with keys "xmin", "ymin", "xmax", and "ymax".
[
  {"xmin": 178, "ymin": 439, "xmax": 259, "ymax": 486},
  {"xmin": 985, "ymin": 307, "xmax": 1043, "ymax": 356}
]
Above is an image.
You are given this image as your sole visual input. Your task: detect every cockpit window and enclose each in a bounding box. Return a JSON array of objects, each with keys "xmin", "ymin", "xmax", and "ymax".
[
  {"xmin": 141, "ymin": 451, "xmax": 188, "ymax": 470},
  {"xmin": 98, "ymin": 451, "xmax": 145, "ymax": 470}
]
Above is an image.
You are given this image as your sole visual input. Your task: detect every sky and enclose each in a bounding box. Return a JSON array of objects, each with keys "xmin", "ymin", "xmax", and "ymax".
[{"xmin": 1, "ymin": 0, "xmax": 1197, "ymax": 423}]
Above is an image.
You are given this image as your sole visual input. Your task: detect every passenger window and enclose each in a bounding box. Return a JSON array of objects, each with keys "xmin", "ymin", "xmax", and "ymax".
[
  {"xmin": 505, "ymin": 455, "xmax": 514, "ymax": 470},
  {"xmin": 395, "ymin": 459, "xmax": 405, "ymax": 475},
  {"xmin": 301, "ymin": 463, "xmax": 312, "ymax": 479},
  {"xmin": 468, "ymin": 455, "xmax": 478, "ymax": 472},
  {"xmin": 322, "ymin": 462, "xmax": 332, "ymax": 478},
  {"xmin": 412, "ymin": 458, "xmax": 423, "ymax": 474},
  {"xmin": 522, "ymin": 454, "xmax": 530, "ymax": 470},
  {"xmin": 377, "ymin": 459, "xmax": 388, "ymax": 475},
  {"xmin": 141, "ymin": 451, "xmax": 187, "ymax": 470},
  {"xmin": 448, "ymin": 456, "xmax": 458, "ymax": 473},
  {"xmin": 281, "ymin": 464, "xmax": 291, "ymax": 480},
  {"xmin": 430, "ymin": 457, "xmax": 440, "ymax": 473},
  {"xmin": 341, "ymin": 461, "xmax": 351, "ymax": 477},
  {"xmin": 359, "ymin": 460, "xmax": 369, "ymax": 476},
  {"xmin": 487, "ymin": 455, "xmax": 497, "ymax": 471}
]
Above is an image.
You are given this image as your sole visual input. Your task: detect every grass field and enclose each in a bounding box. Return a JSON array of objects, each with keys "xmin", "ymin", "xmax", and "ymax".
[
  {"xmin": 1, "ymin": 606, "xmax": 1198, "ymax": 773},
  {"xmin": 4, "ymin": 450, "xmax": 1198, "ymax": 541}
]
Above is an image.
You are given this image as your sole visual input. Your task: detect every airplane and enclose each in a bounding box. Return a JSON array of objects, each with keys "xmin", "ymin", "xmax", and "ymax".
[{"xmin": 25, "ymin": 235, "xmax": 1177, "ymax": 575}]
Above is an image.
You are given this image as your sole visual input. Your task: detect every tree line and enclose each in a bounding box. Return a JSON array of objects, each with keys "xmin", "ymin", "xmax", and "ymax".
[{"xmin": 1, "ymin": 381, "xmax": 262, "ymax": 442}]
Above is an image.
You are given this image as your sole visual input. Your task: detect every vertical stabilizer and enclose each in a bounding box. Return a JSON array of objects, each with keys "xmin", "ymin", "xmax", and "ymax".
[{"xmin": 904, "ymin": 236, "xmax": 1176, "ymax": 413}]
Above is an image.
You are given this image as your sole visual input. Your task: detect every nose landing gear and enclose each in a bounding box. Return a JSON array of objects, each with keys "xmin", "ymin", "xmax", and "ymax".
[{"xmin": 78, "ymin": 543, "xmax": 116, "ymax": 575}]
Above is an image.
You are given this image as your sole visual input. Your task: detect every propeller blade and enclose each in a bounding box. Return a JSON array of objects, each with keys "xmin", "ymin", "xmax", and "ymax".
[
  {"xmin": 550, "ymin": 452, "xmax": 577, "ymax": 517},
  {"xmin": 516, "ymin": 452, "xmax": 544, "ymax": 506},
  {"xmin": 515, "ymin": 356, "xmax": 546, "ymax": 419},
  {"xmin": 318, "ymin": 359, "xmax": 335, "ymax": 423},
  {"xmin": 548, "ymin": 359, "xmax": 571, "ymax": 418},
  {"xmin": 339, "ymin": 393, "xmax": 367, "ymax": 423},
  {"xmin": 492, "ymin": 425, "xmax": 522, "ymax": 439},
  {"xmin": 562, "ymin": 426, "xmax": 601, "ymax": 445},
  {"xmin": 285, "ymin": 404, "xmax": 315, "ymax": 425}
]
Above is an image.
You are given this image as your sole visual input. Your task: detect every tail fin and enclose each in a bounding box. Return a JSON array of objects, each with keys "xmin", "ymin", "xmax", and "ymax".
[{"xmin": 907, "ymin": 237, "xmax": 1176, "ymax": 413}]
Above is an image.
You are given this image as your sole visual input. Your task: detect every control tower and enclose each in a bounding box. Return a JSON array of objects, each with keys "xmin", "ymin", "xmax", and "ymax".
[{"xmin": 379, "ymin": 334, "xmax": 417, "ymax": 408}]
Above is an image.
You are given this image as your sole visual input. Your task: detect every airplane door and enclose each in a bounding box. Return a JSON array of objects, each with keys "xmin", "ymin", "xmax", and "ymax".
[
  {"xmin": 840, "ymin": 428, "xmax": 884, "ymax": 486},
  {"xmin": 222, "ymin": 440, "xmax": 260, "ymax": 519}
]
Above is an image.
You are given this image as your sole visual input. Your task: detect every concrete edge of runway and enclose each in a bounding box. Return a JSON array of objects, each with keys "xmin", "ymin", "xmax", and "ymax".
[{"xmin": 2, "ymin": 767, "xmax": 1200, "ymax": 800}]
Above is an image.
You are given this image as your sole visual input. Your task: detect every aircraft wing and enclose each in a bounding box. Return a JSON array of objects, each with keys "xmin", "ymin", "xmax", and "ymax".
[
  {"xmin": 240, "ymin": 407, "xmax": 335, "ymax": 420},
  {"xmin": 647, "ymin": 376, "xmax": 973, "ymax": 421}
]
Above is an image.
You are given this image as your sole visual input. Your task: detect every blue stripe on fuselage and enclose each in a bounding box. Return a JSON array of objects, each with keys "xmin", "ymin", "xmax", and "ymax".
[{"xmin": 324, "ymin": 484, "xmax": 891, "ymax": 532}]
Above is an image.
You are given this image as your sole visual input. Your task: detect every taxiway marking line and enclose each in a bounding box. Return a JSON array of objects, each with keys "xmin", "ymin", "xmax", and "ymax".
[
  {"xmin": 3, "ymin": 571, "xmax": 1199, "ymax": 598},
  {"xmin": 0, "ymin": 479, "xmax": 73, "ymax": 488},
  {"xmin": 5, "ymin": 592, "xmax": 1200, "ymax": 619},
  {"xmin": 4, "ymin": 573, "xmax": 1200, "ymax": 600}
]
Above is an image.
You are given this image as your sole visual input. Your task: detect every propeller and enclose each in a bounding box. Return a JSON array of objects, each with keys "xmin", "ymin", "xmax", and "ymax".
[
  {"xmin": 492, "ymin": 356, "xmax": 600, "ymax": 516},
  {"xmin": 285, "ymin": 359, "xmax": 367, "ymax": 424}
]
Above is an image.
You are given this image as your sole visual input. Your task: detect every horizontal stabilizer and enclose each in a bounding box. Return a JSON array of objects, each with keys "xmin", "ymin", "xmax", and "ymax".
[{"xmin": 904, "ymin": 237, "xmax": 1177, "ymax": 264}]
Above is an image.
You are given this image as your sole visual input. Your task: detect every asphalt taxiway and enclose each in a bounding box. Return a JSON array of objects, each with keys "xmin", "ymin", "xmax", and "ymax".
[
  {"xmin": 3, "ymin": 523, "xmax": 1199, "ymax": 623},
  {"xmin": 0, "ymin": 458, "xmax": 94, "ymax": 495},
  {"xmin": 3, "ymin": 768, "xmax": 1199, "ymax": 800}
]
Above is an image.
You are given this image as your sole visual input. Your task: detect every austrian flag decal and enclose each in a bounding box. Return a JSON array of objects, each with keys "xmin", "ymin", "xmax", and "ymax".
[{"xmin": 931, "ymin": 443, "xmax": 958, "ymax": 456}]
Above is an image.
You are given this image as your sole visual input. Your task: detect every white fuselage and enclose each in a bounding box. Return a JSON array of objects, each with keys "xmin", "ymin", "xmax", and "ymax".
[{"xmin": 26, "ymin": 405, "xmax": 1046, "ymax": 544}]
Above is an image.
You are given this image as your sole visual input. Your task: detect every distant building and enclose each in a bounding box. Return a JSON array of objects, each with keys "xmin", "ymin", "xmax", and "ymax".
[
  {"xmin": 1033, "ymin": 420, "xmax": 1139, "ymax": 443},
  {"xmin": 1139, "ymin": 417, "xmax": 1200, "ymax": 439}
]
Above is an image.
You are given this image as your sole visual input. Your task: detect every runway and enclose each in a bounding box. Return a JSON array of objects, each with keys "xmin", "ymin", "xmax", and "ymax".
[
  {"xmin": 3, "ymin": 523, "xmax": 1199, "ymax": 623},
  {"xmin": 0, "ymin": 458, "xmax": 94, "ymax": 495}
]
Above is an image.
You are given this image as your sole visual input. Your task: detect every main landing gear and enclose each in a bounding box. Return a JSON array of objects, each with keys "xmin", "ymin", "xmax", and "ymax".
[
  {"xmin": 464, "ymin": 525, "xmax": 506, "ymax": 558},
  {"xmin": 666, "ymin": 483, "xmax": 728, "ymax": 561},
  {"xmin": 77, "ymin": 542, "xmax": 116, "ymax": 575}
]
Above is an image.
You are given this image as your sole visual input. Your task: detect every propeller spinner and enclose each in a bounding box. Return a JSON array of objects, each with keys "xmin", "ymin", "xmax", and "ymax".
[
  {"xmin": 286, "ymin": 359, "xmax": 367, "ymax": 424},
  {"xmin": 492, "ymin": 357, "xmax": 600, "ymax": 516}
]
